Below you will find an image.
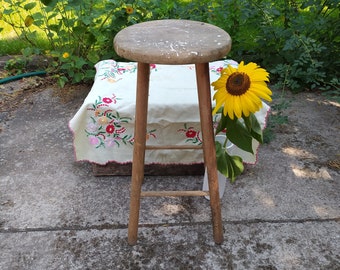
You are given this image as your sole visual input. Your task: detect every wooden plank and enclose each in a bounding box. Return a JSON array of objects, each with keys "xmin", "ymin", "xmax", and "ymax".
[
  {"xmin": 145, "ymin": 145, "xmax": 203, "ymax": 150},
  {"xmin": 141, "ymin": 190, "xmax": 209, "ymax": 197}
]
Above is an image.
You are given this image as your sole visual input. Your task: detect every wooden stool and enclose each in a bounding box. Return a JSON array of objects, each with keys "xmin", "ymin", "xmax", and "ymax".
[{"xmin": 113, "ymin": 19, "xmax": 231, "ymax": 245}]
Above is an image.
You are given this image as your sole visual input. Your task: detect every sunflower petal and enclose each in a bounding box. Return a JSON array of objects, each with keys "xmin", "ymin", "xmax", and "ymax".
[
  {"xmin": 213, "ymin": 97, "xmax": 225, "ymax": 114},
  {"xmin": 233, "ymin": 96, "xmax": 243, "ymax": 119},
  {"xmin": 240, "ymin": 95, "xmax": 255, "ymax": 116},
  {"xmin": 249, "ymin": 87, "xmax": 272, "ymax": 102},
  {"xmin": 212, "ymin": 77, "xmax": 226, "ymax": 89}
]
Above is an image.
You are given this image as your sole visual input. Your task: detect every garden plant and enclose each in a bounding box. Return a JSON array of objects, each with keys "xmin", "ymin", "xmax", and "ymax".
[{"xmin": 0, "ymin": 0, "xmax": 339, "ymax": 93}]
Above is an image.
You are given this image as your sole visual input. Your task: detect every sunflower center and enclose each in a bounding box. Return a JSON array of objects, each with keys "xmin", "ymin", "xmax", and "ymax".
[{"xmin": 226, "ymin": 72, "xmax": 251, "ymax": 96}]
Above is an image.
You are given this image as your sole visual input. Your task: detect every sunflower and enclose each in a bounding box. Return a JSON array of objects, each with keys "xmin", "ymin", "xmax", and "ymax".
[{"xmin": 212, "ymin": 61, "xmax": 272, "ymax": 120}]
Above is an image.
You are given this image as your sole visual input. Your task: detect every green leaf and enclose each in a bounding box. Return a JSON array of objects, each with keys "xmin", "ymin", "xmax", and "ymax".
[
  {"xmin": 73, "ymin": 72, "xmax": 83, "ymax": 83},
  {"xmin": 58, "ymin": 76, "xmax": 68, "ymax": 88},
  {"xmin": 24, "ymin": 3, "xmax": 37, "ymax": 10},
  {"xmin": 40, "ymin": 0, "xmax": 57, "ymax": 7},
  {"xmin": 215, "ymin": 141, "xmax": 244, "ymax": 182},
  {"xmin": 215, "ymin": 112, "xmax": 227, "ymax": 135},
  {"xmin": 87, "ymin": 51, "xmax": 100, "ymax": 64},
  {"xmin": 243, "ymin": 113, "xmax": 263, "ymax": 144},
  {"xmin": 75, "ymin": 58, "xmax": 87, "ymax": 69},
  {"xmin": 215, "ymin": 141, "xmax": 229, "ymax": 176},
  {"xmin": 225, "ymin": 116, "xmax": 254, "ymax": 154},
  {"xmin": 229, "ymin": 155, "xmax": 244, "ymax": 183}
]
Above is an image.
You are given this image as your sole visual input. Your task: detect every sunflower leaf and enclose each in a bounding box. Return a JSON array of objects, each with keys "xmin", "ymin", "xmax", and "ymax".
[
  {"xmin": 215, "ymin": 141, "xmax": 229, "ymax": 176},
  {"xmin": 215, "ymin": 112, "xmax": 227, "ymax": 135},
  {"xmin": 215, "ymin": 141, "xmax": 244, "ymax": 182},
  {"xmin": 225, "ymin": 116, "xmax": 254, "ymax": 154},
  {"xmin": 243, "ymin": 113, "xmax": 263, "ymax": 144},
  {"xmin": 229, "ymin": 155, "xmax": 244, "ymax": 183}
]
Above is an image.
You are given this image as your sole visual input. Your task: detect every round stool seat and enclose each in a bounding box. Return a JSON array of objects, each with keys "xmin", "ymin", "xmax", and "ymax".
[{"xmin": 114, "ymin": 19, "xmax": 231, "ymax": 64}]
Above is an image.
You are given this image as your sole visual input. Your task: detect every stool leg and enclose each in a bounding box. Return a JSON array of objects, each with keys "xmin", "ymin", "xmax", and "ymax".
[
  {"xmin": 128, "ymin": 62, "xmax": 150, "ymax": 245},
  {"xmin": 195, "ymin": 63, "xmax": 224, "ymax": 244}
]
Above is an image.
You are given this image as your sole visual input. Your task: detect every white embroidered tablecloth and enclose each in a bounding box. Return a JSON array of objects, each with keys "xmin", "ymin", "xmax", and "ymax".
[{"xmin": 69, "ymin": 59, "xmax": 270, "ymax": 165}]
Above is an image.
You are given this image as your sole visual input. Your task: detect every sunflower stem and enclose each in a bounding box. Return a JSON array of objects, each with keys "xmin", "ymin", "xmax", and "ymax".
[{"xmin": 223, "ymin": 137, "xmax": 228, "ymax": 149}]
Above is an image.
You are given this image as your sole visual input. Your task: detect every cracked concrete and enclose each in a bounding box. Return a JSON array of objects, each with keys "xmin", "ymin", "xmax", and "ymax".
[{"xmin": 0, "ymin": 81, "xmax": 339, "ymax": 269}]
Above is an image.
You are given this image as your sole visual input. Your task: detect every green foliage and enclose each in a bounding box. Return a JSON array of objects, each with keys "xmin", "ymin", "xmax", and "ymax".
[
  {"xmin": 0, "ymin": 0, "xmax": 339, "ymax": 93},
  {"xmin": 215, "ymin": 140, "xmax": 244, "ymax": 183},
  {"xmin": 215, "ymin": 112, "xmax": 263, "ymax": 182},
  {"xmin": 4, "ymin": 47, "xmax": 42, "ymax": 74},
  {"xmin": 0, "ymin": 0, "xmax": 151, "ymax": 86},
  {"xmin": 209, "ymin": 0, "xmax": 339, "ymax": 94}
]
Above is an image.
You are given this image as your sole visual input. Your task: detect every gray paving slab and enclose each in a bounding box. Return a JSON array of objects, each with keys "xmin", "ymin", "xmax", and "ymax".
[
  {"xmin": 0, "ymin": 86, "xmax": 339, "ymax": 269},
  {"xmin": 0, "ymin": 221, "xmax": 339, "ymax": 269}
]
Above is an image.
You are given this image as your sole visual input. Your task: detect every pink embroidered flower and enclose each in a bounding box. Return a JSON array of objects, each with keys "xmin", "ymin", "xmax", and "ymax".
[
  {"xmin": 106, "ymin": 124, "xmax": 115, "ymax": 134},
  {"xmin": 216, "ymin": 66, "xmax": 223, "ymax": 73},
  {"xmin": 89, "ymin": 136, "xmax": 100, "ymax": 145},
  {"xmin": 103, "ymin": 97, "xmax": 113, "ymax": 104},
  {"xmin": 186, "ymin": 129, "xmax": 197, "ymax": 138}
]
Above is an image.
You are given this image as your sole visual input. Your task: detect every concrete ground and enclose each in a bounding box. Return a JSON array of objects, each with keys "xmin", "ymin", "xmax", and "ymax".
[{"xmin": 0, "ymin": 83, "xmax": 339, "ymax": 269}]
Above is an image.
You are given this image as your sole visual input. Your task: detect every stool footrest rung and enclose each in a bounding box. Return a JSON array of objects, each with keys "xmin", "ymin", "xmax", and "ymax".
[
  {"xmin": 141, "ymin": 190, "xmax": 209, "ymax": 197},
  {"xmin": 145, "ymin": 145, "xmax": 203, "ymax": 150}
]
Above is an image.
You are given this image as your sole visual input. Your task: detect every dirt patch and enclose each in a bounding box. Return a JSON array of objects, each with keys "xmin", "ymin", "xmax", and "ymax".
[{"xmin": 0, "ymin": 75, "xmax": 90, "ymax": 124}]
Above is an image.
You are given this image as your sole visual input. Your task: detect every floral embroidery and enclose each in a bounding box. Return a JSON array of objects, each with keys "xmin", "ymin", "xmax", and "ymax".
[
  {"xmin": 102, "ymin": 97, "xmax": 113, "ymax": 104},
  {"xmin": 150, "ymin": 64, "xmax": 157, "ymax": 70},
  {"xmin": 98, "ymin": 61, "xmax": 137, "ymax": 82},
  {"xmin": 106, "ymin": 124, "xmax": 115, "ymax": 134},
  {"xmin": 85, "ymin": 95, "xmax": 134, "ymax": 148},
  {"xmin": 178, "ymin": 124, "xmax": 202, "ymax": 145},
  {"xmin": 209, "ymin": 60, "xmax": 239, "ymax": 75},
  {"xmin": 210, "ymin": 65, "xmax": 224, "ymax": 75},
  {"xmin": 146, "ymin": 129, "xmax": 157, "ymax": 141}
]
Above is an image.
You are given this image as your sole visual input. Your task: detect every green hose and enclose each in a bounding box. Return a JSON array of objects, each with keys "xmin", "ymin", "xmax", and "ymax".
[{"xmin": 0, "ymin": 71, "xmax": 47, "ymax": 84}]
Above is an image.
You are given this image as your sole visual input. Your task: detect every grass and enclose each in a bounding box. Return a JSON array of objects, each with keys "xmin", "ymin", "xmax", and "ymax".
[
  {"xmin": 0, "ymin": 36, "xmax": 29, "ymax": 55},
  {"xmin": 0, "ymin": 1, "xmax": 48, "ymax": 56}
]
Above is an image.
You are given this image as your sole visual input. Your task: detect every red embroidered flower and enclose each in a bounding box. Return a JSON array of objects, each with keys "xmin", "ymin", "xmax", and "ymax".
[
  {"xmin": 216, "ymin": 66, "xmax": 223, "ymax": 73},
  {"xmin": 186, "ymin": 129, "xmax": 197, "ymax": 138},
  {"xmin": 103, "ymin": 97, "xmax": 113, "ymax": 104},
  {"xmin": 106, "ymin": 124, "xmax": 115, "ymax": 134}
]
